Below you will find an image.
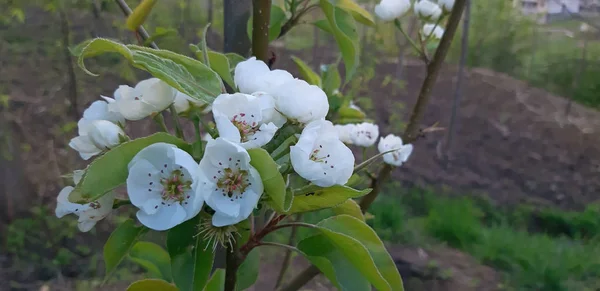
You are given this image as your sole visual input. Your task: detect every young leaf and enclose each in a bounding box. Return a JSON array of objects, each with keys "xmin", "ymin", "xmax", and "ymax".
[
  {"xmin": 225, "ymin": 53, "xmax": 245, "ymax": 72},
  {"xmin": 125, "ymin": 0, "xmax": 158, "ymax": 31},
  {"xmin": 328, "ymin": 0, "xmax": 376, "ymax": 27},
  {"xmin": 74, "ymin": 38, "xmax": 222, "ymax": 104},
  {"xmin": 190, "ymin": 46, "xmax": 235, "ymax": 88},
  {"xmin": 287, "ymin": 185, "xmax": 371, "ymax": 214},
  {"xmin": 248, "ymin": 148, "xmax": 292, "ymax": 213},
  {"xmin": 321, "ymin": 63, "xmax": 342, "ymax": 96},
  {"xmin": 68, "ymin": 133, "xmax": 189, "ymax": 203},
  {"xmin": 104, "ymin": 220, "xmax": 148, "ymax": 281},
  {"xmin": 291, "ymin": 56, "xmax": 322, "ymax": 87},
  {"xmin": 127, "ymin": 279, "xmax": 178, "ymax": 291},
  {"xmin": 204, "ymin": 269, "xmax": 225, "ymax": 291},
  {"xmin": 338, "ymin": 106, "xmax": 366, "ymax": 119},
  {"xmin": 320, "ymin": 0, "xmax": 360, "ymax": 81},
  {"xmin": 298, "ymin": 234, "xmax": 370, "ymax": 291},
  {"xmin": 317, "ymin": 215, "xmax": 404, "ymax": 290},
  {"xmin": 314, "ymin": 19, "xmax": 334, "ymax": 34},
  {"xmin": 167, "ymin": 216, "xmax": 214, "ymax": 291},
  {"xmin": 128, "ymin": 46, "xmax": 222, "ymax": 103},
  {"xmin": 236, "ymin": 248, "xmax": 260, "ymax": 290},
  {"xmin": 129, "ymin": 241, "xmax": 173, "ymax": 282},
  {"xmin": 332, "ymin": 199, "xmax": 365, "ymax": 221}
]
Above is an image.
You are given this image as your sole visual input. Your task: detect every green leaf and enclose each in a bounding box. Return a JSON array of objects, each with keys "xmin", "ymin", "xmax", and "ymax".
[
  {"xmin": 248, "ymin": 148, "xmax": 292, "ymax": 213},
  {"xmin": 338, "ymin": 106, "xmax": 365, "ymax": 119},
  {"xmin": 126, "ymin": 0, "xmax": 158, "ymax": 31},
  {"xmin": 68, "ymin": 133, "xmax": 189, "ymax": 203},
  {"xmin": 74, "ymin": 38, "xmax": 222, "ymax": 104},
  {"xmin": 328, "ymin": 0, "xmax": 376, "ymax": 26},
  {"xmin": 298, "ymin": 234, "xmax": 370, "ymax": 291},
  {"xmin": 204, "ymin": 269, "xmax": 225, "ymax": 291},
  {"xmin": 129, "ymin": 46, "xmax": 222, "ymax": 103},
  {"xmin": 167, "ymin": 216, "xmax": 214, "ymax": 291},
  {"xmin": 320, "ymin": 0, "xmax": 360, "ymax": 81},
  {"xmin": 287, "ymin": 185, "xmax": 371, "ymax": 214},
  {"xmin": 145, "ymin": 27, "xmax": 178, "ymax": 46},
  {"xmin": 127, "ymin": 279, "xmax": 178, "ymax": 291},
  {"xmin": 246, "ymin": 5, "xmax": 288, "ymax": 42},
  {"xmin": 321, "ymin": 63, "xmax": 342, "ymax": 96},
  {"xmin": 236, "ymin": 248, "xmax": 259, "ymax": 290},
  {"xmin": 291, "ymin": 56, "xmax": 322, "ymax": 87},
  {"xmin": 225, "ymin": 53, "xmax": 245, "ymax": 72},
  {"xmin": 129, "ymin": 241, "xmax": 173, "ymax": 282},
  {"xmin": 104, "ymin": 220, "xmax": 148, "ymax": 281},
  {"xmin": 317, "ymin": 215, "xmax": 404, "ymax": 291},
  {"xmin": 332, "ymin": 199, "xmax": 365, "ymax": 221},
  {"xmin": 190, "ymin": 46, "xmax": 235, "ymax": 88},
  {"xmin": 313, "ymin": 19, "xmax": 334, "ymax": 34}
]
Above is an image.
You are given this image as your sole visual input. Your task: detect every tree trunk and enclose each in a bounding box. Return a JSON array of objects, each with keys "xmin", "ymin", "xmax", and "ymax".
[{"xmin": 223, "ymin": 1, "xmax": 252, "ymax": 56}]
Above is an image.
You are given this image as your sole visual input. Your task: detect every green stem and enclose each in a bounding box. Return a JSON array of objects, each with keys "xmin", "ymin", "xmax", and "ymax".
[
  {"xmin": 152, "ymin": 113, "xmax": 169, "ymax": 132},
  {"xmin": 192, "ymin": 115, "xmax": 204, "ymax": 160},
  {"xmin": 258, "ymin": 241, "xmax": 300, "ymax": 253},
  {"xmin": 169, "ymin": 104, "xmax": 185, "ymax": 139},
  {"xmin": 394, "ymin": 19, "xmax": 425, "ymax": 61},
  {"xmin": 252, "ymin": 0, "xmax": 272, "ymax": 62},
  {"xmin": 279, "ymin": 1, "xmax": 468, "ymax": 289}
]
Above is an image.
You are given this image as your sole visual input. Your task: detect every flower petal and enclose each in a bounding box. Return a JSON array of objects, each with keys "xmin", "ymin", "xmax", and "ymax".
[
  {"xmin": 69, "ymin": 135, "xmax": 102, "ymax": 160},
  {"xmin": 136, "ymin": 203, "xmax": 187, "ymax": 231},
  {"xmin": 126, "ymin": 159, "xmax": 163, "ymax": 208},
  {"xmin": 55, "ymin": 186, "xmax": 90, "ymax": 218}
]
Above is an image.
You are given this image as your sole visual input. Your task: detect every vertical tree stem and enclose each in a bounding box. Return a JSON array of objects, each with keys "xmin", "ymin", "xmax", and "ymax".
[
  {"xmin": 279, "ymin": 2, "xmax": 467, "ymax": 290},
  {"xmin": 224, "ymin": 241, "xmax": 239, "ymax": 291},
  {"xmin": 252, "ymin": 0, "xmax": 272, "ymax": 62},
  {"xmin": 169, "ymin": 104, "xmax": 185, "ymax": 139},
  {"xmin": 224, "ymin": 1, "xmax": 252, "ymax": 55},
  {"xmin": 445, "ymin": 0, "xmax": 470, "ymax": 155},
  {"xmin": 59, "ymin": 6, "xmax": 79, "ymax": 121},
  {"xmin": 402, "ymin": 0, "xmax": 467, "ymax": 142}
]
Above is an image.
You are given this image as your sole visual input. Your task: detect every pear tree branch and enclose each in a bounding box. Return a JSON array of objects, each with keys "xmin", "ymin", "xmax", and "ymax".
[{"xmin": 278, "ymin": 1, "xmax": 468, "ymax": 290}]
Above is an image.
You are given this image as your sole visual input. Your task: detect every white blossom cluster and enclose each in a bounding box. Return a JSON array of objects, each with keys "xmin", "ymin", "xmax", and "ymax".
[
  {"xmin": 374, "ymin": 0, "xmax": 453, "ymax": 40},
  {"xmin": 56, "ymin": 57, "xmax": 413, "ymax": 232}
]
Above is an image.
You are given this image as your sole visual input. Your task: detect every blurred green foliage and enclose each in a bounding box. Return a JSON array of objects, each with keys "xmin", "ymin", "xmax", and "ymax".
[{"xmin": 369, "ymin": 186, "xmax": 600, "ymax": 290}]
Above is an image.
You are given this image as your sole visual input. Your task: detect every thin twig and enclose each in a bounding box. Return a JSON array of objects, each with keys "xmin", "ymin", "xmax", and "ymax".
[
  {"xmin": 224, "ymin": 240, "xmax": 239, "ymax": 291},
  {"xmin": 395, "ymin": 19, "xmax": 426, "ymax": 62},
  {"xmin": 258, "ymin": 241, "xmax": 300, "ymax": 253},
  {"xmin": 275, "ymin": 214, "xmax": 303, "ymax": 288},
  {"xmin": 169, "ymin": 104, "xmax": 185, "ymax": 139}
]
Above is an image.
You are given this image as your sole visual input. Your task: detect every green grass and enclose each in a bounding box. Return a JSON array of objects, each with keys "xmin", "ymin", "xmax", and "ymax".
[{"xmin": 366, "ymin": 186, "xmax": 600, "ymax": 290}]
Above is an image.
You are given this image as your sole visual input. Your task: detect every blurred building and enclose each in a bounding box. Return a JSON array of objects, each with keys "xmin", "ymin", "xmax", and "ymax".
[{"xmin": 514, "ymin": 0, "xmax": 583, "ymax": 22}]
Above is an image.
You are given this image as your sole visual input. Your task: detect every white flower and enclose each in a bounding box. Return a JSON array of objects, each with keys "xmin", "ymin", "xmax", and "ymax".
[
  {"xmin": 251, "ymin": 91, "xmax": 287, "ymax": 127},
  {"xmin": 377, "ymin": 134, "xmax": 413, "ymax": 166},
  {"xmin": 69, "ymin": 120, "xmax": 126, "ymax": 160},
  {"xmin": 349, "ymin": 122, "xmax": 379, "ymax": 147},
  {"xmin": 271, "ymin": 79, "xmax": 329, "ymax": 124},
  {"xmin": 212, "ymin": 93, "xmax": 279, "ymax": 149},
  {"xmin": 81, "ymin": 99, "xmax": 125, "ymax": 126},
  {"xmin": 126, "ymin": 143, "xmax": 203, "ymax": 231},
  {"xmin": 55, "ymin": 185, "xmax": 115, "ymax": 232},
  {"xmin": 234, "ymin": 57, "xmax": 294, "ymax": 95},
  {"xmin": 422, "ymin": 23, "xmax": 445, "ymax": 39},
  {"xmin": 414, "ymin": 0, "xmax": 442, "ymax": 21},
  {"xmin": 435, "ymin": 0, "xmax": 454, "ymax": 12},
  {"xmin": 334, "ymin": 124, "xmax": 355, "ymax": 144},
  {"xmin": 173, "ymin": 90, "xmax": 211, "ymax": 114},
  {"xmin": 375, "ymin": 0, "xmax": 411, "ymax": 21},
  {"xmin": 290, "ymin": 120, "xmax": 354, "ymax": 187},
  {"xmin": 196, "ymin": 138, "xmax": 264, "ymax": 227},
  {"xmin": 110, "ymin": 78, "xmax": 176, "ymax": 121}
]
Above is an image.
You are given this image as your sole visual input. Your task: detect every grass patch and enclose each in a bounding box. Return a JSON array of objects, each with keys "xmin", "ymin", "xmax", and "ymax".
[{"xmin": 368, "ymin": 186, "xmax": 600, "ymax": 290}]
